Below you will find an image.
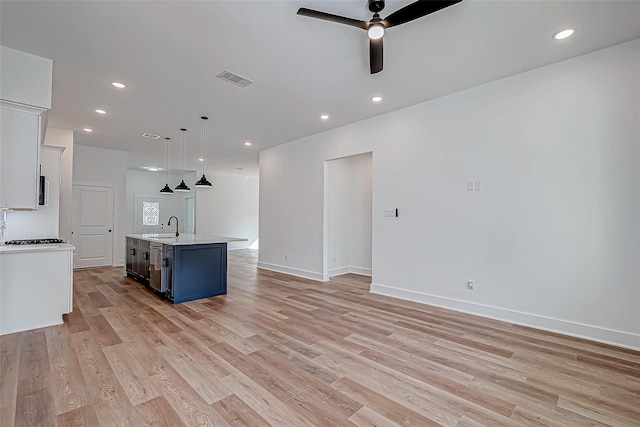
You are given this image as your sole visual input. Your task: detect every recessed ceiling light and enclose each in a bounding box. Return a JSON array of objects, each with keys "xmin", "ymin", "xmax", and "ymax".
[
  {"xmin": 236, "ymin": 167, "xmax": 244, "ymax": 170},
  {"xmin": 198, "ymin": 158, "xmax": 204, "ymax": 162},
  {"xmin": 320, "ymin": 114, "xmax": 329, "ymax": 120},
  {"xmin": 83, "ymin": 128, "xmax": 93, "ymax": 132},
  {"xmin": 244, "ymin": 141, "xmax": 252, "ymax": 146},
  {"xmin": 371, "ymin": 96, "xmax": 382, "ymax": 103},
  {"xmin": 95, "ymin": 109, "xmax": 106, "ymax": 114},
  {"xmin": 111, "ymin": 82, "xmax": 126, "ymax": 88},
  {"xmin": 147, "ymin": 167, "xmax": 160, "ymax": 172},
  {"xmin": 553, "ymin": 28, "xmax": 574, "ymax": 40}
]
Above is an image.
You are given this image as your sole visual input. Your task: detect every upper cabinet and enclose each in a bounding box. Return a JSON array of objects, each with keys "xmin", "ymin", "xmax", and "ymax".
[
  {"xmin": 0, "ymin": 46, "xmax": 53, "ymax": 109},
  {"xmin": 0, "ymin": 102, "xmax": 45, "ymax": 209},
  {"xmin": 0, "ymin": 46, "xmax": 53, "ymax": 210}
]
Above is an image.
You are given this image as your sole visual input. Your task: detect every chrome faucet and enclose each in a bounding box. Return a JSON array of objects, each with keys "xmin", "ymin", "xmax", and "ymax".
[{"xmin": 168, "ymin": 216, "xmax": 179, "ymax": 237}]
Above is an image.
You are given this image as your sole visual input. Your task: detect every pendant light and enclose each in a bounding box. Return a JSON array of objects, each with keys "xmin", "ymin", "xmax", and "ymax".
[
  {"xmin": 160, "ymin": 137, "xmax": 174, "ymax": 193},
  {"xmin": 195, "ymin": 116, "xmax": 212, "ymax": 188},
  {"xmin": 175, "ymin": 128, "xmax": 190, "ymax": 192}
]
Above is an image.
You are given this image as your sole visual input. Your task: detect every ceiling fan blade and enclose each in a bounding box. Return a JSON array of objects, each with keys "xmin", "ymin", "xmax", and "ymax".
[
  {"xmin": 297, "ymin": 8, "xmax": 368, "ymax": 30},
  {"xmin": 384, "ymin": 0, "xmax": 462, "ymax": 28},
  {"xmin": 370, "ymin": 37, "xmax": 383, "ymax": 74}
]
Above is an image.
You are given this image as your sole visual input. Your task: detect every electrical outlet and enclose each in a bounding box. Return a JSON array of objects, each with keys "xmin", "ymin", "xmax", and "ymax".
[
  {"xmin": 284, "ymin": 254, "xmax": 288, "ymax": 261},
  {"xmin": 384, "ymin": 209, "xmax": 395, "ymax": 217},
  {"xmin": 466, "ymin": 280, "xmax": 475, "ymax": 290}
]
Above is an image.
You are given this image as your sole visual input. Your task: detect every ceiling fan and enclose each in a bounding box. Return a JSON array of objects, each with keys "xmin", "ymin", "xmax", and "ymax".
[{"xmin": 297, "ymin": 0, "xmax": 462, "ymax": 74}]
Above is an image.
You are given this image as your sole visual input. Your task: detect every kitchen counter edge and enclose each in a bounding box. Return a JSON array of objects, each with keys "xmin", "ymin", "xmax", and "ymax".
[{"xmin": 126, "ymin": 233, "xmax": 247, "ymax": 245}]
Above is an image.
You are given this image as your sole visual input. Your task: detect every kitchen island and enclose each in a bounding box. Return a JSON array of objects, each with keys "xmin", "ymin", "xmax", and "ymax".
[{"xmin": 126, "ymin": 233, "xmax": 245, "ymax": 303}]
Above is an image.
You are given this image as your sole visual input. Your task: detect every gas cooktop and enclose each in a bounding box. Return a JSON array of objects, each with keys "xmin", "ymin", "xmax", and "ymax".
[{"xmin": 4, "ymin": 238, "xmax": 65, "ymax": 245}]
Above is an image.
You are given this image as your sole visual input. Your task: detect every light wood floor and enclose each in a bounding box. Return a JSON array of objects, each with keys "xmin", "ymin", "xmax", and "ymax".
[{"xmin": 1, "ymin": 249, "xmax": 639, "ymax": 426}]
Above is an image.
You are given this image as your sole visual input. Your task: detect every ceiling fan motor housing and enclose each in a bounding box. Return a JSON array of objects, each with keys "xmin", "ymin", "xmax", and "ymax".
[{"xmin": 368, "ymin": 0, "xmax": 385, "ymax": 13}]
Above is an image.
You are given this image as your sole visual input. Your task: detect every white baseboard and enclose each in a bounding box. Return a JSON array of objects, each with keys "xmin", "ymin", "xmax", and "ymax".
[
  {"xmin": 257, "ymin": 262, "xmax": 328, "ymax": 282},
  {"xmin": 370, "ymin": 283, "xmax": 640, "ymax": 351},
  {"xmin": 329, "ymin": 266, "xmax": 372, "ymax": 277}
]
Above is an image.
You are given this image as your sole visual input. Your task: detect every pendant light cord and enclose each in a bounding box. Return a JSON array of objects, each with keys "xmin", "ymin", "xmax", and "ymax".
[
  {"xmin": 165, "ymin": 137, "xmax": 170, "ymax": 182},
  {"xmin": 181, "ymin": 129, "xmax": 186, "ymax": 181},
  {"xmin": 202, "ymin": 117, "xmax": 207, "ymax": 175}
]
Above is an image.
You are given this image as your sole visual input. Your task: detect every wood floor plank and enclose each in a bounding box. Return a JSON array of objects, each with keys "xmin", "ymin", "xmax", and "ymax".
[
  {"xmin": 85, "ymin": 314, "xmax": 123, "ymax": 348},
  {"xmin": 56, "ymin": 405, "xmax": 101, "ymax": 427},
  {"xmin": 102, "ymin": 344, "xmax": 161, "ymax": 406},
  {"xmin": 44, "ymin": 326, "xmax": 90, "ymax": 415},
  {"xmin": 210, "ymin": 393, "xmax": 271, "ymax": 427},
  {"xmin": 86, "ymin": 291, "xmax": 114, "ymax": 309},
  {"xmin": 0, "ymin": 333, "xmax": 21, "ymax": 427},
  {"xmin": 348, "ymin": 405, "xmax": 403, "ymax": 427},
  {"xmin": 134, "ymin": 395, "xmax": 187, "ymax": 427},
  {"xmin": 15, "ymin": 330, "xmax": 56, "ymax": 427},
  {"xmin": 3, "ymin": 250, "xmax": 639, "ymax": 427}
]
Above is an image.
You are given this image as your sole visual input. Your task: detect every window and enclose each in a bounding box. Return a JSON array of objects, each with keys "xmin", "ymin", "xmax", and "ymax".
[{"xmin": 142, "ymin": 201, "xmax": 160, "ymax": 226}]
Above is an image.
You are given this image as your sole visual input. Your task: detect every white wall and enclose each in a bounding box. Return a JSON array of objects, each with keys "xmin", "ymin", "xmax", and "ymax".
[
  {"xmin": 45, "ymin": 128, "xmax": 73, "ymax": 242},
  {"xmin": 73, "ymin": 144, "xmax": 127, "ymax": 266},
  {"xmin": 126, "ymin": 169, "xmax": 196, "ymax": 235},
  {"xmin": 327, "ymin": 153, "xmax": 372, "ymax": 277},
  {"xmin": 259, "ymin": 39, "xmax": 640, "ymax": 349},
  {"xmin": 195, "ymin": 173, "xmax": 259, "ymax": 250}
]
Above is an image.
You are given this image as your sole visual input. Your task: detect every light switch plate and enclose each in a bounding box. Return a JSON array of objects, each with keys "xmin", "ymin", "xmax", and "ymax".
[
  {"xmin": 384, "ymin": 209, "xmax": 395, "ymax": 217},
  {"xmin": 474, "ymin": 180, "xmax": 482, "ymax": 190}
]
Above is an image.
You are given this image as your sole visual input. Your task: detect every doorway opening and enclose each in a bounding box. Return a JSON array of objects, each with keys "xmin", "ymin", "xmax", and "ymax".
[{"xmin": 323, "ymin": 152, "xmax": 373, "ymax": 284}]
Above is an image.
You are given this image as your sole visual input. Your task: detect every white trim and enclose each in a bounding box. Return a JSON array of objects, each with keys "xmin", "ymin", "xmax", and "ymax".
[
  {"xmin": 329, "ymin": 265, "xmax": 372, "ymax": 277},
  {"xmin": 370, "ymin": 283, "xmax": 640, "ymax": 351},
  {"xmin": 257, "ymin": 261, "xmax": 328, "ymax": 282},
  {"xmin": 350, "ymin": 266, "xmax": 372, "ymax": 276}
]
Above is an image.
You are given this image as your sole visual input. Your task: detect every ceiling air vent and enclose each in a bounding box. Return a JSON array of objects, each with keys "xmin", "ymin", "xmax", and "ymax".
[
  {"xmin": 217, "ymin": 70, "xmax": 254, "ymax": 88},
  {"xmin": 142, "ymin": 133, "xmax": 160, "ymax": 139}
]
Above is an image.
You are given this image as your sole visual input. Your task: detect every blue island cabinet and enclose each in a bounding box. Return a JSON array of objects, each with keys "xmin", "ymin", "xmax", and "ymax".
[{"xmin": 168, "ymin": 242, "xmax": 227, "ymax": 303}]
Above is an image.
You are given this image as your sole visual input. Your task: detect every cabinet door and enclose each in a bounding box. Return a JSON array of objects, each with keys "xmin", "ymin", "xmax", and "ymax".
[
  {"xmin": 0, "ymin": 105, "xmax": 40, "ymax": 209},
  {"xmin": 126, "ymin": 238, "xmax": 136, "ymax": 275},
  {"xmin": 138, "ymin": 240, "xmax": 150, "ymax": 284}
]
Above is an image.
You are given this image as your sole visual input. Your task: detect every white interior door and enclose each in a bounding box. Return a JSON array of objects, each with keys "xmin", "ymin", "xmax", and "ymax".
[
  {"xmin": 72, "ymin": 185, "xmax": 114, "ymax": 269},
  {"xmin": 135, "ymin": 196, "xmax": 167, "ymax": 233}
]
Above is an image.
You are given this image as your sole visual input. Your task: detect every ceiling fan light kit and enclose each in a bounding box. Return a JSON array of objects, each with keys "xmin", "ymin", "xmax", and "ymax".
[{"xmin": 297, "ymin": 0, "xmax": 463, "ymax": 74}]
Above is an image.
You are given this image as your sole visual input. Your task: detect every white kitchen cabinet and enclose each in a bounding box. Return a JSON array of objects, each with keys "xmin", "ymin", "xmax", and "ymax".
[
  {"xmin": 0, "ymin": 101, "xmax": 45, "ymax": 209},
  {"xmin": 0, "ymin": 244, "xmax": 74, "ymax": 335}
]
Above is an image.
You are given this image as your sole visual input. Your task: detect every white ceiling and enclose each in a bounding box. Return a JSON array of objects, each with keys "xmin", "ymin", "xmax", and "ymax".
[{"xmin": 1, "ymin": 1, "xmax": 639, "ymax": 176}]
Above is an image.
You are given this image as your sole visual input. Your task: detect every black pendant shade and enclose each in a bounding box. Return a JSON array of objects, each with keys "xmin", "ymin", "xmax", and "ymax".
[
  {"xmin": 196, "ymin": 116, "xmax": 213, "ymax": 188},
  {"xmin": 160, "ymin": 137, "xmax": 174, "ymax": 194},
  {"xmin": 160, "ymin": 183, "xmax": 174, "ymax": 193},
  {"xmin": 175, "ymin": 179, "xmax": 190, "ymax": 192},
  {"xmin": 195, "ymin": 174, "xmax": 212, "ymax": 187}
]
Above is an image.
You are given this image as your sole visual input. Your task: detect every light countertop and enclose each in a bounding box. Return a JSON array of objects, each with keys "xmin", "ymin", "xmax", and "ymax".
[
  {"xmin": 0, "ymin": 242, "xmax": 75, "ymax": 254},
  {"xmin": 126, "ymin": 233, "xmax": 246, "ymax": 246}
]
